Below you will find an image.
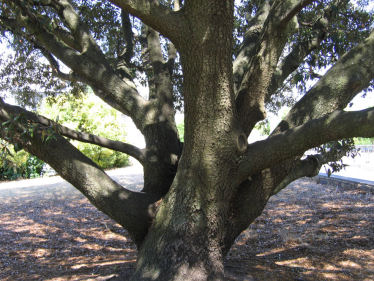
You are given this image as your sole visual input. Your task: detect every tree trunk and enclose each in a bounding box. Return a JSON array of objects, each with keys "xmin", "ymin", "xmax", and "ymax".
[
  {"xmin": 132, "ymin": 168, "xmax": 228, "ymax": 280},
  {"xmin": 130, "ymin": 2, "xmax": 246, "ymax": 279},
  {"xmin": 142, "ymin": 120, "xmax": 182, "ymax": 197}
]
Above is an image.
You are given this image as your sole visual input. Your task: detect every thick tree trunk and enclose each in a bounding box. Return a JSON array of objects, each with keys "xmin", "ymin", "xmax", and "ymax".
[
  {"xmin": 132, "ymin": 167, "xmax": 228, "ymax": 280},
  {"xmin": 130, "ymin": 2, "xmax": 246, "ymax": 280}
]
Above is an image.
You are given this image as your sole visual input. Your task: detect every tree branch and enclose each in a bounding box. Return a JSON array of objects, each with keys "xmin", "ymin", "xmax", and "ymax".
[
  {"xmin": 51, "ymin": 0, "xmax": 104, "ymax": 58},
  {"xmin": 276, "ymin": 29, "xmax": 374, "ymax": 132},
  {"xmin": 233, "ymin": 1, "xmax": 271, "ymax": 93},
  {"xmin": 238, "ymin": 107, "xmax": 374, "ymax": 182},
  {"xmin": 107, "ymin": 0, "xmax": 184, "ymax": 44},
  {"xmin": 37, "ymin": 47, "xmax": 79, "ymax": 83},
  {"xmin": 0, "ymin": 98, "xmax": 146, "ymax": 163},
  {"xmin": 267, "ymin": 16, "xmax": 329, "ymax": 99},
  {"xmin": 271, "ymin": 146, "xmax": 348, "ymax": 195},
  {"xmin": 11, "ymin": 1, "xmax": 150, "ymax": 129},
  {"xmin": 279, "ymin": 0, "xmax": 314, "ymax": 28},
  {"xmin": 0, "ymin": 101, "xmax": 158, "ymax": 245},
  {"xmin": 165, "ymin": 0, "xmax": 180, "ymax": 69},
  {"xmin": 251, "ymin": 28, "xmax": 374, "ymax": 211},
  {"xmin": 235, "ymin": 0, "xmax": 302, "ymax": 135},
  {"xmin": 120, "ymin": 9, "xmax": 135, "ymax": 65}
]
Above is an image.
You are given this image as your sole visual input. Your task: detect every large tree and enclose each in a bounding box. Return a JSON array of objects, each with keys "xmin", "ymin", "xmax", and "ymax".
[{"xmin": 0, "ymin": 0, "xmax": 373, "ymax": 280}]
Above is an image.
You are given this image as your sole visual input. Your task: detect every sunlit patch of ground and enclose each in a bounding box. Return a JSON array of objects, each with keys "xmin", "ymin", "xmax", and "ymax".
[
  {"xmin": 0, "ymin": 177, "xmax": 373, "ymax": 280},
  {"xmin": 227, "ymin": 179, "xmax": 374, "ymax": 280},
  {"xmin": 0, "ymin": 184, "xmax": 137, "ymax": 281}
]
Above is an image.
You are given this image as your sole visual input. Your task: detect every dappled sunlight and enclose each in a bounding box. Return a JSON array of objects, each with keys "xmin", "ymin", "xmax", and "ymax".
[
  {"xmin": 0, "ymin": 183, "xmax": 137, "ymax": 280},
  {"xmin": 227, "ymin": 178, "xmax": 374, "ymax": 280},
  {"xmin": 1, "ymin": 175, "xmax": 373, "ymax": 280}
]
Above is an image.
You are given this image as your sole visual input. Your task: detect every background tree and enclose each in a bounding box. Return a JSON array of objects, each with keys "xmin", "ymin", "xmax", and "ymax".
[{"xmin": 0, "ymin": 0, "xmax": 373, "ymax": 280}]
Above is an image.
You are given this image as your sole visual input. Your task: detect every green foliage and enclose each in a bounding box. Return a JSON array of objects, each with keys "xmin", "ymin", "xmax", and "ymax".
[
  {"xmin": 0, "ymin": 141, "xmax": 45, "ymax": 180},
  {"xmin": 24, "ymin": 155, "xmax": 45, "ymax": 178},
  {"xmin": 316, "ymin": 138, "xmax": 359, "ymax": 176},
  {"xmin": 177, "ymin": 123, "xmax": 184, "ymax": 142},
  {"xmin": 39, "ymin": 92, "xmax": 129, "ymax": 169},
  {"xmin": 234, "ymin": 0, "xmax": 374, "ymax": 113},
  {"xmin": 1, "ymin": 0, "xmax": 372, "ymax": 112},
  {"xmin": 254, "ymin": 120, "xmax": 271, "ymax": 136},
  {"xmin": 354, "ymin": 137, "xmax": 374, "ymax": 145}
]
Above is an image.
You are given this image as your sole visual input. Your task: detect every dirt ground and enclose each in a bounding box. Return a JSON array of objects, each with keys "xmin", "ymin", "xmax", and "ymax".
[{"xmin": 0, "ymin": 177, "xmax": 373, "ymax": 281}]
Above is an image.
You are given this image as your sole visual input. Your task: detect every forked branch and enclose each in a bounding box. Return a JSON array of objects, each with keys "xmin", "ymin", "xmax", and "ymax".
[
  {"xmin": 277, "ymin": 29, "xmax": 374, "ymax": 132},
  {"xmin": 108, "ymin": 0, "xmax": 184, "ymax": 44},
  {"xmin": 0, "ymin": 103, "xmax": 158, "ymax": 245},
  {"xmin": 238, "ymin": 107, "xmax": 374, "ymax": 182}
]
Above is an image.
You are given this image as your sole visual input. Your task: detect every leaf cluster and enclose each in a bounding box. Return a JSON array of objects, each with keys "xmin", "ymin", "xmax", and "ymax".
[
  {"xmin": 39, "ymin": 91, "xmax": 130, "ymax": 169},
  {"xmin": 315, "ymin": 138, "xmax": 359, "ymax": 176}
]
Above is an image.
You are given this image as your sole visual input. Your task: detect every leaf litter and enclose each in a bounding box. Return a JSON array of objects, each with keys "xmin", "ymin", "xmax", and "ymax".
[{"xmin": 0, "ymin": 177, "xmax": 373, "ymax": 280}]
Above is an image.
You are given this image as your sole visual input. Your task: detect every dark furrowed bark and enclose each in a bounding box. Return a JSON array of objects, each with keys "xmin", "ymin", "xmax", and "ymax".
[
  {"xmin": 235, "ymin": 0, "xmax": 302, "ymax": 135},
  {"xmin": 142, "ymin": 121, "xmax": 182, "ymax": 196},
  {"xmin": 132, "ymin": 2, "xmax": 239, "ymax": 280},
  {"xmin": 2, "ymin": 1, "xmax": 374, "ymax": 280},
  {"xmin": 139, "ymin": 17, "xmax": 182, "ymax": 197}
]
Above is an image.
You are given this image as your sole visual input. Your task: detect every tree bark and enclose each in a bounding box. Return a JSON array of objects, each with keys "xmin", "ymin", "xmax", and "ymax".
[
  {"xmin": 130, "ymin": 2, "xmax": 243, "ymax": 280},
  {"xmin": 2, "ymin": 1, "xmax": 374, "ymax": 281}
]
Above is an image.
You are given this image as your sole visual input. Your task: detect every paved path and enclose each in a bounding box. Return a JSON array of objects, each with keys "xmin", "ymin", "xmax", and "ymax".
[
  {"xmin": 0, "ymin": 158, "xmax": 372, "ymax": 198},
  {"xmin": 0, "ymin": 163, "xmax": 144, "ymax": 197}
]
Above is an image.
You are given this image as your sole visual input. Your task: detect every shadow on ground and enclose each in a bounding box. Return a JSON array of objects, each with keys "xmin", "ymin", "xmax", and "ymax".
[
  {"xmin": 0, "ymin": 178, "xmax": 373, "ymax": 280},
  {"xmin": 226, "ymin": 179, "xmax": 374, "ymax": 281},
  {"xmin": 0, "ymin": 183, "xmax": 136, "ymax": 281}
]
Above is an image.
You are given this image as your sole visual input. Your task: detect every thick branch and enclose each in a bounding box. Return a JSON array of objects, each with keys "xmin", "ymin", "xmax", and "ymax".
[
  {"xmin": 279, "ymin": 0, "xmax": 314, "ymax": 27},
  {"xmin": 238, "ymin": 107, "xmax": 374, "ymax": 182},
  {"xmin": 251, "ymin": 28, "xmax": 374, "ymax": 213},
  {"xmin": 0, "ymin": 98, "xmax": 146, "ymax": 163},
  {"xmin": 267, "ymin": 16, "xmax": 329, "ymax": 98},
  {"xmin": 120, "ymin": 9, "xmax": 135, "ymax": 65},
  {"xmin": 13, "ymin": 2, "xmax": 149, "ymax": 129},
  {"xmin": 277, "ymin": 29, "xmax": 374, "ymax": 132},
  {"xmin": 235, "ymin": 0, "xmax": 302, "ymax": 135},
  {"xmin": 271, "ymin": 147, "xmax": 348, "ymax": 195},
  {"xmin": 0, "ymin": 103, "xmax": 157, "ymax": 245},
  {"xmin": 51, "ymin": 0, "xmax": 104, "ymax": 58},
  {"xmin": 166, "ymin": 0, "xmax": 179, "ymax": 64},
  {"xmin": 107, "ymin": 0, "xmax": 184, "ymax": 44},
  {"xmin": 233, "ymin": 1, "xmax": 271, "ymax": 93},
  {"xmin": 145, "ymin": 26, "xmax": 174, "ymax": 109}
]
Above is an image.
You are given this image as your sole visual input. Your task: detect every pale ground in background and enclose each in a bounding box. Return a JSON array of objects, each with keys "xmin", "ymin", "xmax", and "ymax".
[{"xmin": 321, "ymin": 153, "xmax": 374, "ymax": 182}]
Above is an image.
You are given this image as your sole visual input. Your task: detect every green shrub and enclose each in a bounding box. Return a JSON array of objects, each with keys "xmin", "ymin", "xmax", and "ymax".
[
  {"xmin": 0, "ymin": 91, "xmax": 129, "ymax": 181},
  {"xmin": 39, "ymin": 92, "xmax": 129, "ymax": 169},
  {"xmin": 25, "ymin": 155, "xmax": 45, "ymax": 178},
  {"xmin": 0, "ymin": 146, "xmax": 45, "ymax": 180}
]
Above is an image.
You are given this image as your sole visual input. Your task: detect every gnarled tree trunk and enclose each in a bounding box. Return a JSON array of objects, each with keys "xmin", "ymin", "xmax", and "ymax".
[{"xmin": 1, "ymin": 0, "xmax": 374, "ymax": 280}]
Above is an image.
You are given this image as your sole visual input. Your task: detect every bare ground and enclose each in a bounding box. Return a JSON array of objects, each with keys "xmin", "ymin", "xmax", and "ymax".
[{"xmin": 0, "ymin": 176, "xmax": 373, "ymax": 281}]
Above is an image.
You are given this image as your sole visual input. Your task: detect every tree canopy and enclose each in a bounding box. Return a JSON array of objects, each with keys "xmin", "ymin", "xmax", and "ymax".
[{"xmin": 0, "ymin": 0, "xmax": 373, "ymax": 280}]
